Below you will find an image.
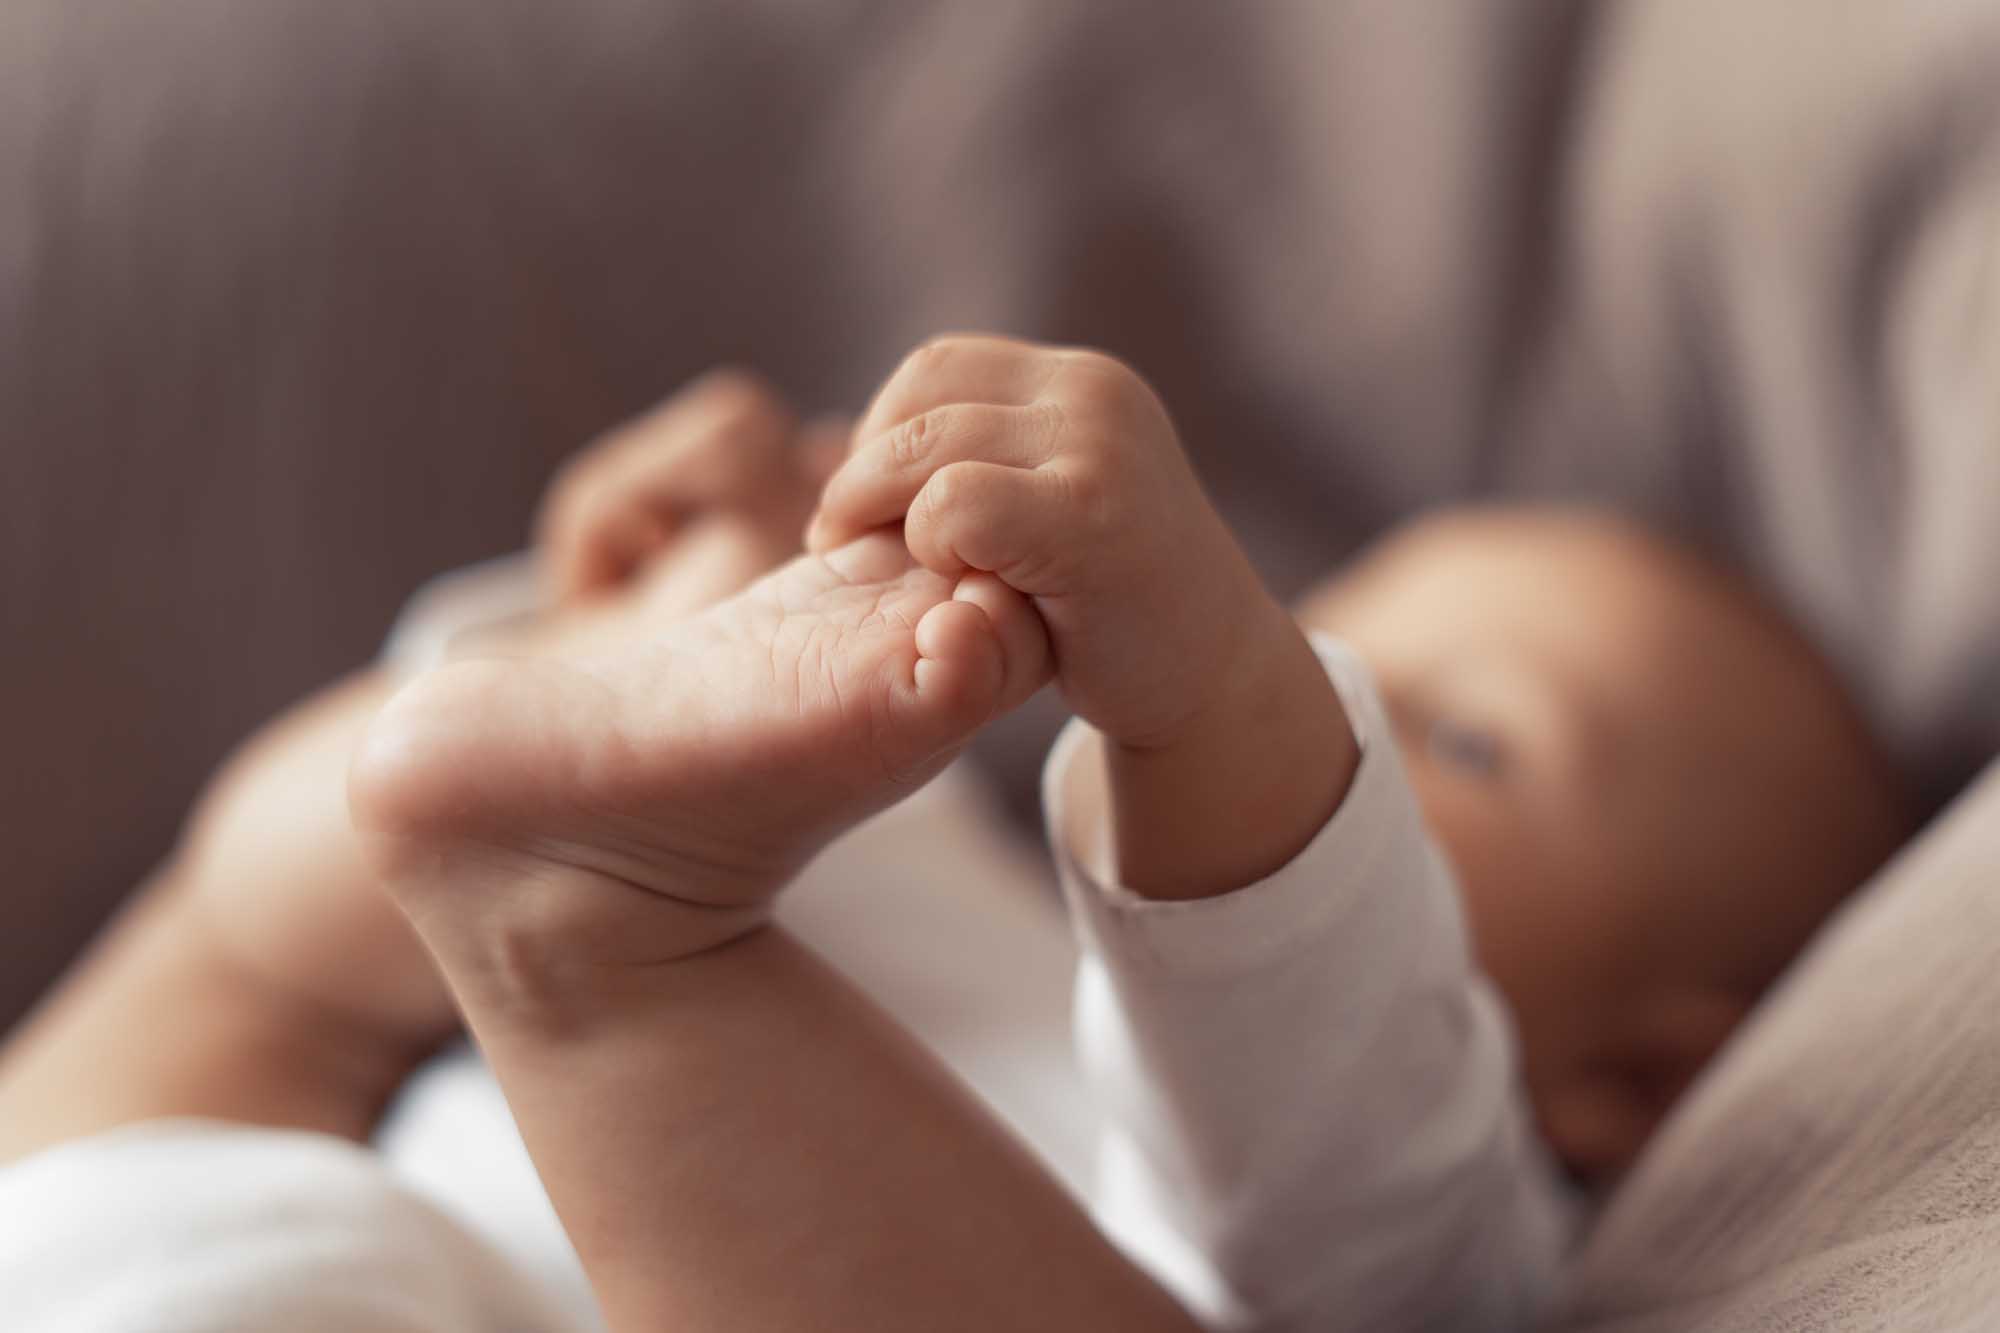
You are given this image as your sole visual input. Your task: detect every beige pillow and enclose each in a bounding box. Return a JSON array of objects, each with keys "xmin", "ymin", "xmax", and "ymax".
[{"xmin": 1561, "ymin": 758, "xmax": 2000, "ymax": 1331}]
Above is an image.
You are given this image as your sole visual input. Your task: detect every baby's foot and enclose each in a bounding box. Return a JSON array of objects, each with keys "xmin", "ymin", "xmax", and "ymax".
[{"xmin": 351, "ymin": 534, "xmax": 1048, "ymax": 1002}]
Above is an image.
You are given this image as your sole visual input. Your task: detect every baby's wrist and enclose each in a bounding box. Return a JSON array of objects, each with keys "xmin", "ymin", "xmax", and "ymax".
[{"xmin": 1103, "ymin": 606, "xmax": 1359, "ymax": 900}]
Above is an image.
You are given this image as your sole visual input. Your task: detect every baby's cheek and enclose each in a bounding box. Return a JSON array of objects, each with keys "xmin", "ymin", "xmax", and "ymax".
[{"xmin": 1401, "ymin": 768, "xmax": 1554, "ymax": 1023}]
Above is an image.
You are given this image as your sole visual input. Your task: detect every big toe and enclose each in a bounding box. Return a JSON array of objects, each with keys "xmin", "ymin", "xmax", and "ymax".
[
  {"xmin": 888, "ymin": 581, "xmax": 1048, "ymax": 774},
  {"xmin": 893, "ymin": 599, "xmax": 1010, "ymax": 769},
  {"xmin": 948, "ymin": 573, "xmax": 1051, "ymax": 712}
]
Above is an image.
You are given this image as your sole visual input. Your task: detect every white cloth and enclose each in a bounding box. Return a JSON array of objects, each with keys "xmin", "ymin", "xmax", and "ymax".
[
  {"xmin": 1049, "ymin": 634, "xmax": 1577, "ymax": 1332},
  {"xmin": 0, "ymin": 1121, "xmax": 587, "ymax": 1333}
]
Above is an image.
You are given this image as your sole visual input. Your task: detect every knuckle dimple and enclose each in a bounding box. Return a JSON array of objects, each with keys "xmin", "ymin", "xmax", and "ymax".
[
  {"xmin": 1054, "ymin": 463, "xmax": 1107, "ymax": 528},
  {"xmin": 1028, "ymin": 398, "xmax": 1068, "ymax": 458},
  {"xmin": 888, "ymin": 410, "xmax": 936, "ymax": 469}
]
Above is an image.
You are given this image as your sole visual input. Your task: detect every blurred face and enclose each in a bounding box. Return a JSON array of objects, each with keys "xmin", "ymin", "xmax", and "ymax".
[{"xmin": 1298, "ymin": 509, "xmax": 1910, "ymax": 1181}]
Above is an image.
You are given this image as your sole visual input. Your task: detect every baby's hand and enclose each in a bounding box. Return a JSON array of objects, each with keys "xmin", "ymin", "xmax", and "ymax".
[
  {"xmin": 538, "ymin": 369, "xmax": 846, "ymax": 603},
  {"xmin": 809, "ymin": 336, "xmax": 1357, "ymax": 898},
  {"xmin": 808, "ymin": 336, "xmax": 1281, "ymax": 750}
]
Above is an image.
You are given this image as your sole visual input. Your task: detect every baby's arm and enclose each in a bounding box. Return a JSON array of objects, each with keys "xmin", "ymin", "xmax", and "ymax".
[
  {"xmin": 1052, "ymin": 641, "xmax": 1574, "ymax": 1330},
  {"xmin": 425, "ymin": 919, "xmax": 1203, "ymax": 1333},
  {"xmin": 808, "ymin": 337, "xmax": 1359, "ymax": 898},
  {"xmin": 811, "ymin": 336, "xmax": 1573, "ymax": 1330}
]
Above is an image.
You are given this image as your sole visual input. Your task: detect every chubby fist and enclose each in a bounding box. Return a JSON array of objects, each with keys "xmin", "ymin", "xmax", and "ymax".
[
  {"xmin": 807, "ymin": 338, "xmax": 1264, "ymax": 746},
  {"xmin": 809, "ymin": 337, "xmax": 1360, "ymax": 901},
  {"xmin": 808, "ymin": 336, "xmax": 1289, "ymax": 752}
]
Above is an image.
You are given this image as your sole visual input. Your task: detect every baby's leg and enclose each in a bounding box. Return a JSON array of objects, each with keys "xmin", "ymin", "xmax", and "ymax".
[
  {"xmin": 355, "ymin": 534, "xmax": 1050, "ymax": 981},
  {"xmin": 353, "ymin": 536, "xmax": 1192, "ymax": 1332},
  {"xmin": 453, "ymin": 922, "xmax": 1191, "ymax": 1332}
]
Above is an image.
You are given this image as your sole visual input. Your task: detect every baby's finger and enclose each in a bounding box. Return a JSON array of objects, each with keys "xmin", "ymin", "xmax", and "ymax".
[
  {"xmin": 901, "ymin": 461, "xmax": 1074, "ymax": 592},
  {"xmin": 539, "ymin": 370, "xmax": 796, "ymax": 597},
  {"xmin": 559, "ymin": 492, "xmax": 675, "ymax": 594},
  {"xmin": 855, "ymin": 336, "xmax": 1066, "ymax": 445},
  {"xmin": 794, "ymin": 417, "xmax": 853, "ymax": 487},
  {"xmin": 806, "ymin": 402, "xmax": 1062, "ymax": 553}
]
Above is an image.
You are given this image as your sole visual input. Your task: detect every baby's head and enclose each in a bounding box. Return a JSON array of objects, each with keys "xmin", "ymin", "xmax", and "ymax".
[{"xmin": 1298, "ymin": 508, "xmax": 1911, "ymax": 1182}]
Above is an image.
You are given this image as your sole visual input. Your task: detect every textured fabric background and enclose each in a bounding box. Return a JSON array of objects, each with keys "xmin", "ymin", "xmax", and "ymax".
[
  {"xmin": 2, "ymin": 7, "xmax": 1997, "ymax": 1320},
  {"xmin": 7, "ymin": 1, "xmax": 1993, "ymax": 1026}
]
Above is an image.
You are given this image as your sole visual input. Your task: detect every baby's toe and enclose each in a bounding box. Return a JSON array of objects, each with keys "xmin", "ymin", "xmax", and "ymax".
[
  {"xmin": 914, "ymin": 599, "xmax": 1005, "ymax": 708},
  {"xmin": 948, "ymin": 573, "xmax": 1051, "ymax": 711},
  {"xmin": 872, "ymin": 599, "xmax": 1008, "ymax": 782}
]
